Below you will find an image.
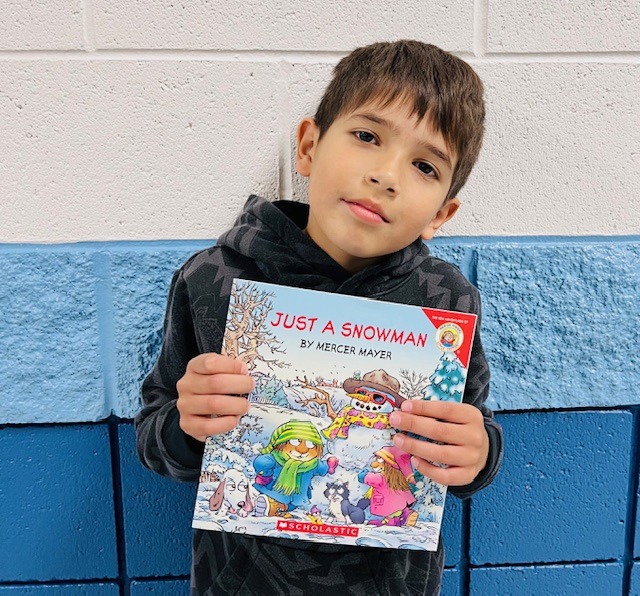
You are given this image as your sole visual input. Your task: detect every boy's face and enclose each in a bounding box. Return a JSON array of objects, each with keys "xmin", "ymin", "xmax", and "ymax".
[{"xmin": 296, "ymin": 99, "xmax": 460, "ymax": 272}]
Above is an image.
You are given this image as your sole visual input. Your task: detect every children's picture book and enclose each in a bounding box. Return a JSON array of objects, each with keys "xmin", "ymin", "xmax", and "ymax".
[{"xmin": 192, "ymin": 279, "xmax": 477, "ymax": 551}]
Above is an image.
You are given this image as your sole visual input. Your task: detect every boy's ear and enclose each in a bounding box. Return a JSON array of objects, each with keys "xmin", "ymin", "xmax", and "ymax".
[
  {"xmin": 421, "ymin": 198, "xmax": 460, "ymax": 240},
  {"xmin": 296, "ymin": 117, "xmax": 320, "ymax": 177}
]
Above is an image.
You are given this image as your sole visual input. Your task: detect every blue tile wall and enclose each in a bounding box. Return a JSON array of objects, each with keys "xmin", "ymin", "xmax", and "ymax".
[
  {"xmin": 636, "ymin": 469, "xmax": 640, "ymax": 559},
  {"xmin": 109, "ymin": 245, "xmax": 210, "ymax": 418},
  {"xmin": 441, "ymin": 567, "xmax": 460, "ymax": 596},
  {"xmin": 2, "ymin": 239, "xmax": 638, "ymax": 424},
  {"xmin": 470, "ymin": 563, "xmax": 624, "ymax": 595},
  {"xmin": 471, "ymin": 411, "xmax": 632, "ymax": 564},
  {"xmin": 1, "ymin": 238, "xmax": 638, "ymax": 594},
  {"xmin": 476, "ymin": 242, "xmax": 640, "ymax": 411},
  {"xmin": 0, "ymin": 425, "xmax": 118, "ymax": 581},
  {"xmin": 118, "ymin": 424, "xmax": 196, "ymax": 577},
  {"xmin": 0, "ymin": 250, "xmax": 105, "ymax": 423},
  {"xmin": 442, "ymin": 494, "xmax": 462, "ymax": 567}
]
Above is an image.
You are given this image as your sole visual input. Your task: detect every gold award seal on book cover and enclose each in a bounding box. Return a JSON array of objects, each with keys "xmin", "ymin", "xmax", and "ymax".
[{"xmin": 435, "ymin": 324, "xmax": 463, "ymax": 352}]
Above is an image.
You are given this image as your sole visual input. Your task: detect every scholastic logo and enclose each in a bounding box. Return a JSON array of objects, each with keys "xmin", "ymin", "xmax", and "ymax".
[{"xmin": 276, "ymin": 520, "xmax": 360, "ymax": 537}]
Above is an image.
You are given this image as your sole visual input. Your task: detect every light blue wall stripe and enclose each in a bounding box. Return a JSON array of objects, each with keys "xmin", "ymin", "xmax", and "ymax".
[{"xmin": 1, "ymin": 237, "xmax": 638, "ymax": 423}]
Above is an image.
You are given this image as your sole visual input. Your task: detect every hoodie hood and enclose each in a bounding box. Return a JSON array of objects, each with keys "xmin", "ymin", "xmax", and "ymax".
[{"xmin": 217, "ymin": 195, "xmax": 431, "ymax": 298}]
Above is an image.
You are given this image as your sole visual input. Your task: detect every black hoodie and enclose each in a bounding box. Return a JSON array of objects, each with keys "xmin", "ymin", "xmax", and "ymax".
[{"xmin": 136, "ymin": 195, "xmax": 503, "ymax": 595}]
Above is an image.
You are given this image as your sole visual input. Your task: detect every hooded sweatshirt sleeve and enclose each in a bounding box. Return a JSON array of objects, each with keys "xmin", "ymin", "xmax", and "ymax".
[
  {"xmin": 135, "ymin": 267, "xmax": 204, "ymax": 482},
  {"xmin": 447, "ymin": 288, "xmax": 503, "ymax": 499}
]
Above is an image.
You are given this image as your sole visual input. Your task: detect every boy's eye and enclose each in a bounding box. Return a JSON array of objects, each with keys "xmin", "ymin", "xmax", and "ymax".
[
  {"xmin": 355, "ymin": 130, "xmax": 376, "ymax": 144},
  {"xmin": 289, "ymin": 439, "xmax": 300, "ymax": 446},
  {"xmin": 415, "ymin": 161, "xmax": 436, "ymax": 177}
]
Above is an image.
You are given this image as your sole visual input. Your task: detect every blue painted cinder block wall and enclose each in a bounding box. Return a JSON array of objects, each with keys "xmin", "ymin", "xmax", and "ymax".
[{"xmin": 1, "ymin": 237, "xmax": 639, "ymax": 595}]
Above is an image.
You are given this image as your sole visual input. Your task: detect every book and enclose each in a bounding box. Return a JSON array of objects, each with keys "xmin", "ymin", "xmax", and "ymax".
[{"xmin": 192, "ymin": 278, "xmax": 477, "ymax": 551}]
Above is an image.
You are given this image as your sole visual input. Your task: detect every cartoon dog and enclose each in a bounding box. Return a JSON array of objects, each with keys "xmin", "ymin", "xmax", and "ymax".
[{"xmin": 209, "ymin": 467, "xmax": 254, "ymax": 517}]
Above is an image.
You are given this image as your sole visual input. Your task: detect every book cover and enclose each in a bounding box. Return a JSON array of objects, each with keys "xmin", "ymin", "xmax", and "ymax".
[{"xmin": 192, "ymin": 279, "xmax": 477, "ymax": 551}]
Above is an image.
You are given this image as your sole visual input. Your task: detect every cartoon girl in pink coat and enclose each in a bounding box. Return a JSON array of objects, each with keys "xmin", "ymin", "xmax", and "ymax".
[{"xmin": 357, "ymin": 445, "xmax": 418, "ymax": 527}]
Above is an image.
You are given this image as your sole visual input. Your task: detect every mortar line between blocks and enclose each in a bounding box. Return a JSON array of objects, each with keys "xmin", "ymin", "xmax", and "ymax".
[
  {"xmin": 621, "ymin": 407, "xmax": 640, "ymax": 595},
  {"xmin": 92, "ymin": 251, "xmax": 118, "ymax": 416},
  {"xmin": 108, "ymin": 418, "xmax": 131, "ymax": 596},
  {"xmin": 473, "ymin": 0, "xmax": 489, "ymax": 58},
  {"xmin": 460, "ymin": 499, "xmax": 472, "ymax": 596},
  {"xmin": 278, "ymin": 60, "xmax": 293, "ymax": 200},
  {"xmin": 81, "ymin": 0, "xmax": 97, "ymax": 52}
]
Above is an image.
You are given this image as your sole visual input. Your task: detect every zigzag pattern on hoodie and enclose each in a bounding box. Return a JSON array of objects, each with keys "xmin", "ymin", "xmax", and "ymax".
[{"xmin": 136, "ymin": 195, "xmax": 503, "ymax": 595}]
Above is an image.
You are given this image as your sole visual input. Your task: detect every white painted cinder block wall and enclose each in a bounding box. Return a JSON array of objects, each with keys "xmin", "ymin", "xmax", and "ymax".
[{"xmin": 1, "ymin": 1, "xmax": 638, "ymax": 243}]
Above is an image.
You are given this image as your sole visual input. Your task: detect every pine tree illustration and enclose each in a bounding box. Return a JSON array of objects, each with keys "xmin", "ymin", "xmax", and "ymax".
[{"xmin": 424, "ymin": 352, "xmax": 466, "ymax": 402}]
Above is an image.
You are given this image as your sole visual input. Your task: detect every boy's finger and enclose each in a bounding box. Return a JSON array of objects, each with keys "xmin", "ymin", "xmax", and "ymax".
[
  {"xmin": 390, "ymin": 413, "xmax": 473, "ymax": 446},
  {"xmin": 412, "ymin": 458, "xmax": 471, "ymax": 487},
  {"xmin": 393, "ymin": 433, "xmax": 475, "ymax": 467},
  {"xmin": 178, "ymin": 394, "xmax": 250, "ymax": 417},
  {"xmin": 182, "ymin": 414, "xmax": 243, "ymax": 440},
  {"xmin": 400, "ymin": 399, "xmax": 478, "ymax": 424},
  {"xmin": 187, "ymin": 353, "xmax": 249, "ymax": 376},
  {"xmin": 179, "ymin": 372, "xmax": 254, "ymax": 396}
]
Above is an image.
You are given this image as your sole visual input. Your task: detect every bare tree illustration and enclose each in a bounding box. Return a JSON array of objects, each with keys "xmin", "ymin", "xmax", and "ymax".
[
  {"xmin": 223, "ymin": 282, "xmax": 287, "ymax": 371},
  {"xmin": 399, "ymin": 368, "xmax": 431, "ymax": 399},
  {"xmin": 294, "ymin": 375, "xmax": 339, "ymax": 419}
]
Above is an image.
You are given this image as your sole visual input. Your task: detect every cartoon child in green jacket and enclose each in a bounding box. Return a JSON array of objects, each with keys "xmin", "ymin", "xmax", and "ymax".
[{"xmin": 253, "ymin": 420, "xmax": 338, "ymax": 517}]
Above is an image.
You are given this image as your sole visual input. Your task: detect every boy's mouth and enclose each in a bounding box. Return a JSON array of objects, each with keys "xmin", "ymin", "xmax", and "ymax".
[{"xmin": 343, "ymin": 199, "xmax": 389, "ymax": 223}]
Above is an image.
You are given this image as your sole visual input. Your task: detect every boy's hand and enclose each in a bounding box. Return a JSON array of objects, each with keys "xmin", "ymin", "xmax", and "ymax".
[
  {"xmin": 389, "ymin": 400, "xmax": 489, "ymax": 487},
  {"xmin": 176, "ymin": 353, "xmax": 254, "ymax": 442}
]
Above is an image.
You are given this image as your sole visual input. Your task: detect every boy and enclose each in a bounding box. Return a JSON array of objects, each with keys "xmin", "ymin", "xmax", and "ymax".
[{"xmin": 136, "ymin": 40, "xmax": 503, "ymax": 595}]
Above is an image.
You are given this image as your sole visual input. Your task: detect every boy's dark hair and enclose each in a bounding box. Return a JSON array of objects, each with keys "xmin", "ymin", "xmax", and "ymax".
[{"xmin": 314, "ymin": 40, "xmax": 485, "ymax": 201}]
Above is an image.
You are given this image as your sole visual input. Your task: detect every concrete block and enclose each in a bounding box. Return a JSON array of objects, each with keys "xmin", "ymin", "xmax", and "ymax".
[
  {"xmin": 0, "ymin": 425, "xmax": 118, "ymax": 581},
  {"xmin": 0, "ymin": 586, "xmax": 118, "ymax": 595},
  {"xmin": 0, "ymin": 1, "xmax": 84, "ymax": 50},
  {"xmin": 130, "ymin": 580, "xmax": 189, "ymax": 595},
  {"xmin": 470, "ymin": 562, "xmax": 623, "ymax": 595},
  {"xmin": 448, "ymin": 64, "xmax": 640, "ymax": 237},
  {"xmin": 0, "ymin": 250, "xmax": 106, "ymax": 423},
  {"xmin": 470, "ymin": 411, "xmax": 631, "ymax": 564},
  {"xmin": 632, "ymin": 562, "xmax": 640, "ymax": 596},
  {"xmin": 110, "ymin": 244, "xmax": 210, "ymax": 418},
  {"xmin": 487, "ymin": 0, "xmax": 640, "ymax": 52},
  {"xmin": 0, "ymin": 61, "xmax": 280, "ymax": 243},
  {"xmin": 636, "ymin": 470, "xmax": 640, "ymax": 558},
  {"xmin": 119, "ymin": 423, "xmax": 196, "ymax": 577},
  {"xmin": 442, "ymin": 495, "xmax": 463, "ymax": 568},
  {"xmin": 476, "ymin": 242, "xmax": 640, "ymax": 410},
  {"xmin": 441, "ymin": 567, "xmax": 460, "ymax": 596},
  {"xmin": 93, "ymin": 1, "xmax": 473, "ymax": 51}
]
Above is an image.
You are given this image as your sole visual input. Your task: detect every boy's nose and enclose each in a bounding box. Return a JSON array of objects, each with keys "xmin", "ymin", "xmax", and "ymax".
[
  {"xmin": 365, "ymin": 158, "xmax": 400, "ymax": 195},
  {"xmin": 366, "ymin": 173, "xmax": 397, "ymax": 195}
]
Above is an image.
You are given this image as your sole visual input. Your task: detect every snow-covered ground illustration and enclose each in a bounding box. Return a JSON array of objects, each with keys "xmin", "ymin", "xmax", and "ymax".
[{"xmin": 193, "ymin": 395, "xmax": 445, "ymax": 551}]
